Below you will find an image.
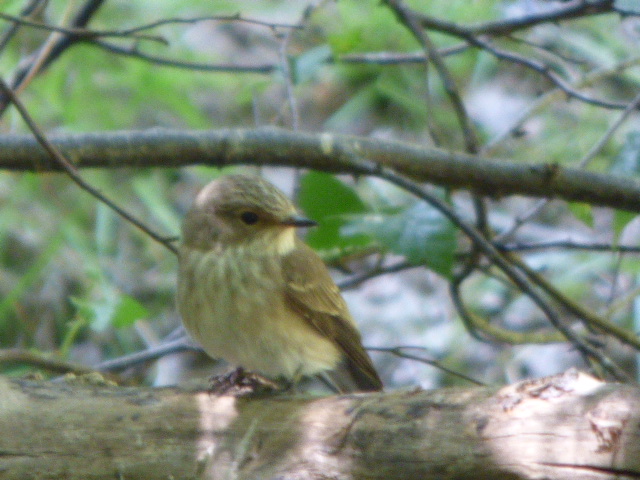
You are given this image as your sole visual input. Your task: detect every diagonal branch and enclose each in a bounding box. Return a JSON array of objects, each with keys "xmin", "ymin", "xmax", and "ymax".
[
  {"xmin": 0, "ymin": 0, "xmax": 107, "ymax": 115},
  {"xmin": 0, "ymin": 79, "xmax": 177, "ymax": 254},
  {"xmin": 415, "ymin": 0, "xmax": 616, "ymax": 37}
]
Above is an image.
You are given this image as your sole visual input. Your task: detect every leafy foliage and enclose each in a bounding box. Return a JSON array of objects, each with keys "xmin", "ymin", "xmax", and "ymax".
[
  {"xmin": 298, "ymin": 171, "xmax": 368, "ymax": 250},
  {"xmin": 343, "ymin": 201, "xmax": 456, "ymax": 278}
]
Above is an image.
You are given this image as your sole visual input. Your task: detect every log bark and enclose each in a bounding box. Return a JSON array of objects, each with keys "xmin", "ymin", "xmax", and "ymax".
[{"xmin": 0, "ymin": 369, "xmax": 638, "ymax": 480}]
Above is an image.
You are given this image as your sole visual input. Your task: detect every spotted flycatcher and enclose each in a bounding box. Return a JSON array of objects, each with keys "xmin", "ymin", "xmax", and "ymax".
[{"xmin": 177, "ymin": 174, "xmax": 383, "ymax": 392}]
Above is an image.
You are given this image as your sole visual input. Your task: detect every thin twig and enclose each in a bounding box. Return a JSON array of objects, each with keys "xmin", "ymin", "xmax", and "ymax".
[
  {"xmin": 367, "ymin": 346, "xmax": 485, "ymax": 386},
  {"xmin": 450, "ymin": 268, "xmax": 566, "ymax": 345},
  {"xmin": 493, "ymin": 199, "xmax": 549, "ymax": 242},
  {"xmin": 579, "ymin": 89, "xmax": 640, "ymax": 168},
  {"xmin": 337, "ymin": 261, "xmax": 418, "ymax": 290},
  {"xmin": 119, "ymin": 13, "xmax": 303, "ymax": 34},
  {"xmin": 506, "ymin": 253, "xmax": 640, "ymax": 352},
  {"xmin": 384, "ymin": 0, "xmax": 479, "ymax": 154},
  {"xmin": 277, "ymin": 29, "xmax": 299, "ymax": 130},
  {"xmin": 414, "ymin": 0, "xmax": 615, "ymax": 37},
  {"xmin": 95, "ymin": 337, "xmax": 197, "ymax": 372},
  {"xmin": 0, "ymin": 11, "xmax": 166, "ymax": 44},
  {"xmin": 339, "ymin": 44, "xmax": 469, "ymax": 64},
  {"xmin": 497, "ymin": 240, "xmax": 640, "ymax": 253},
  {"xmin": 451, "ymin": 262, "xmax": 486, "ymax": 341},
  {"xmin": 88, "ymin": 39, "xmax": 277, "ymax": 73},
  {"xmin": 384, "ymin": 0, "xmax": 490, "ymax": 263},
  {"xmin": 0, "ymin": 0, "xmax": 107, "ymax": 115},
  {"xmin": 483, "ymin": 56, "xmax": 640, "ymax": 155},
  {"xmin": 0, "ymin": 11, "xmax": 304, "ymax": 44},
  {"xmin": 0, "ymin": 0, "xmax": 47, "ymax": 54},
  {"xmin": 391, "ymin": 3, "xmax": 629, "ymax": 110},
  {"xmin": 12, "ymin": 1, "xmax": 77, "ymax": 100},
  {"xmin": 471, "ymin": 36, "xmax": 629, "ymax": 110},
  {"xmin": 493, "ymin": 87, "xmax": 640, "ymax": 241}
]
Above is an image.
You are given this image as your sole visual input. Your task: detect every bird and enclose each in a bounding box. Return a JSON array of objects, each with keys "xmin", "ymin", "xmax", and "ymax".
[{"xmin": 177, "ymin": 173, "xmax": 383, "ymax": 393}]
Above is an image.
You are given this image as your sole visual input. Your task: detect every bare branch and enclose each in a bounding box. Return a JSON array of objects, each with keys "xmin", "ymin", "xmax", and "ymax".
[
  {"xmin": 368, "ymin": 346, "xmax": 485, "ymax": 386},
  {"xmin": 415, "ymin": 0, "xmax": 616, "ymax": 37},
  {"xmin": 497, "ymin": 241, "xmax": 640, "ymax": 253},
  {"xmin": 2, "ymin": 129, "xmax": 640, "ymax": 213},
  {"xmin": 0, "ymin": 12, "xmax": 167, "ymax": 44},
  {"xmin": 0, "ymin": 0, "xmax": 47, "ymax": 54},
  {"xmin": 87, "ymin": 39, "xmax": 277, "ymax": 73},
  {"xmin": 119, "ymin": 13, "xmax": 304, "ymax": 34},
  {"xmin": 95, "ymin": 338, "xmax": 197, "ymax": 372},
  {"xmin": 470, "ymin": 36, "xmax": 629, "ymax": 110},
  {"xmin": 384, "ymin": 0, "xmax": 479, "ymax": 154},
  {"xmin": 0, "ymin": 0, "xmax": 107, "ymax": 114}
]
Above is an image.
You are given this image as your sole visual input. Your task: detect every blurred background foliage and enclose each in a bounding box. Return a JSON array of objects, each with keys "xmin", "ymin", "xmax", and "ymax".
[{"xmin": 1, "ymin": 0, "xmax": 640, "ymax": 389}]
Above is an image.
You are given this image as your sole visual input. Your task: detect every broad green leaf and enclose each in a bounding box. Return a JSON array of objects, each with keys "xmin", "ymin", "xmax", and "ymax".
[
  {"xmin": 567, "ymin": 202, "xmax": 594, "ymax": 228},
  {"xmin": 298, "ymin": 172, "xmax": 369, "ymax": 250},
  {"xmin": 343, "ymin": 201, "xmax": 456, "ymax": 278},
  {"xmin": 72, "ymin": 290, "xmax": 148, "ymax": 331},
  {"xmin": 614, "ymin": 210, "xmax": 637, "ymax": 239},
  {"xmin": 111, "ymin": 295, "xmax": 149, "ymax": 329}
]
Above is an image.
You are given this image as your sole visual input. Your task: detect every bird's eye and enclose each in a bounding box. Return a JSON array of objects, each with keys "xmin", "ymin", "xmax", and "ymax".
[{"xmin": 240, "ymin": 211, "xmax": 259, "ymax": 225}]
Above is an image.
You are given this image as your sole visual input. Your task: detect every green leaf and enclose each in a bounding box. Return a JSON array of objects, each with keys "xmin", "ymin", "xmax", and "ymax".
[
  {"xmin": 614, "ymin": 210, "xmax": 637, "ymax": 239},
  {"xmin": 298, "ymin": 172, "xmax": 369, "ymax": 250},
  {"xmin": 567, "ymin": 202, "xmax": 594, "ymax": 228},
  {"xmin": 71, "ymin": 290, "xmax": 147, "ymax": 331},
  {"xmin": 111, "ymin": 295, "xmax": 149, "ymax": 329},
  {"xmin": 343, "ymin": 201, "xmax": 456, "ymax": 277}
]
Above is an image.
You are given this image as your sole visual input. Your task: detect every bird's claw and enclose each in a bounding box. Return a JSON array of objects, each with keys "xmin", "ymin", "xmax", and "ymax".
[{"xmin": 208, "ymin": 367, "xmax": 281, "ymax": 397}]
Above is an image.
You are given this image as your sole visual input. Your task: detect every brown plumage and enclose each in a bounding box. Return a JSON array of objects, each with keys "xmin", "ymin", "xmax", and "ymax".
[
  {"xmin": 177, "ymin": 174, "xmax": 382, "ymax": 393},
  {"xmin": 282, "ymin": 242, "xmax": 382, "ymax": 391}
]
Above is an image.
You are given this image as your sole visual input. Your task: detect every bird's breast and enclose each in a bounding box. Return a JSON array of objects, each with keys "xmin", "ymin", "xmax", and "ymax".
[
  {"xmin": 178, "ymin": 245, "xmax": 282, "ymax": 335},
  {"xmin": 177, "ymin": 244, "xmax": 340, "ymax": 379}
]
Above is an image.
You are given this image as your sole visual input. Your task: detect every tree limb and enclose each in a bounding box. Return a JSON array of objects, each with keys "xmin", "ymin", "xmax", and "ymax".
[
  {"xmin": 0, "ymin": 370, "xmax": 638, "ymax": 479},
  {"xmin": 1, "ymin": 128, "xmax": 639, "ymax": 212}
]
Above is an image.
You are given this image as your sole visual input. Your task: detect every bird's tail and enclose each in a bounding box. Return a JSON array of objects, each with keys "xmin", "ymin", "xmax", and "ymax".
[{"xmin": 322, "ymin": 357, "xmax": 383, "ymax": 393}]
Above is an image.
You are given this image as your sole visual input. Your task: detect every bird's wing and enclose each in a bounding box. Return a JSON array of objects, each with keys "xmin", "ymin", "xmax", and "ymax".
[{"xmin": 282, "ymin": 241, "xmax": 383, "ymax": 392}]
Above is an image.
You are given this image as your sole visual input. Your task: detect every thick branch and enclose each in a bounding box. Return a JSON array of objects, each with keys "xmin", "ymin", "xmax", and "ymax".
[
  {"xmin": 1, "ymin": 128, "xmax": 640, "ymax": 212},
  {"xmin": 0, "ymin": 370, "xmax": 638, "ymax": 479}
]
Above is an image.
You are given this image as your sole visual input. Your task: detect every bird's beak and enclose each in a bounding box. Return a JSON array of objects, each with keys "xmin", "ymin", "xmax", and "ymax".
[{"xmin": 281, "ymin": 214, "xmax": 318, "ymax": 228}]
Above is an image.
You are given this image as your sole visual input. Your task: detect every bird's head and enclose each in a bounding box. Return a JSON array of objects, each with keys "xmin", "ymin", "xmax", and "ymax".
[{"xmin": 181, "ymin": 174, "xmax": 316, "ymax": 253}]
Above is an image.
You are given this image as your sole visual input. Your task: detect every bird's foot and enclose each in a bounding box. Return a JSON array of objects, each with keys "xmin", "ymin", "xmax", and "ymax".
[{"xmin": 208, "ymin": 367, "xmax": 281, "ymax": 397}]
